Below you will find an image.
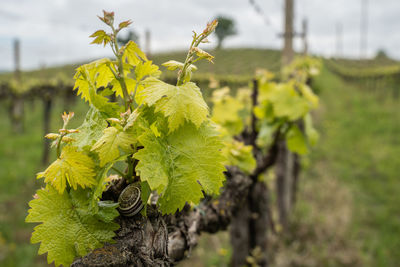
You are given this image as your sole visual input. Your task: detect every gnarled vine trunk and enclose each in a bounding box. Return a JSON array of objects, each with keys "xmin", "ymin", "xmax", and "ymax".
[
  {"xmin": 72, "ymin": 125, "xmax": 281, "ymax": 267},
  {"xmin": 72, "ymin": 167, "xmax": 252, "ymax": 267},
  {"xmin": 276, "ymin": 141, "xmax": 294, "ymax": 230},
  {"xmin": 230, "ymin": 180, "xmax": 271, "ymax": 267}
]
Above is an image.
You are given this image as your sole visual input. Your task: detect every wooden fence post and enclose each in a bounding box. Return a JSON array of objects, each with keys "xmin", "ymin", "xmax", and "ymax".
[
  {"xmin": 10, "ymin": 38, "xmax": 25, "ymax": 134},
  {"xmin": 41, "ymin": 89, "xmax": 53, "ymax": 166}
]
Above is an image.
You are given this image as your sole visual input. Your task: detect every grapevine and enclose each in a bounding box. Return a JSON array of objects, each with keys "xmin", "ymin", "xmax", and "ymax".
[{"xmin": 26, "ymin": 11, "xmax": 224, "ymax": 266}]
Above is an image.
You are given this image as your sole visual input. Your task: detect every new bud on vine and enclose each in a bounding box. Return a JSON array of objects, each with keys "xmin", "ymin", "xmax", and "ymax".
[
  {"xmin": 203, "ymin": 19, "xmax": 218, "ymax": 36},
  {"xmin": 98, "ymin": 10, "xmax": 115, "ymax": 26},
  {"xmin": 90, "ymin": 30, "xmax": 111, "ymax": 47},
  {"xmin": 61, "ymin": 136, "xmax": 75, "ymax": 143},
  {"xmin": 58, "ymin": 128, "xmax": 79, "ymax": 134},
  {"xmin": 118, "ymin": 20, "xmax": 133, "ymax": 31},
  {"xmin": 192, "ymin": 47, "xmax": 214, "ymax": 63},
  {"xmin": 61, "ymin": 111, "xmax": 74, "ymax": 125},
  {"xmin": 45, "ymin": 133, "xmax": 59, "ymax": 140}
]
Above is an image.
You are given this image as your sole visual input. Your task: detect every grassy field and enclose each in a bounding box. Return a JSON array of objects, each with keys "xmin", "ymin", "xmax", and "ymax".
[
  {"xmin": 309, "ymin": 66, "xmax": 400, "ymax": 266},
  {"xmin": 0, "ymin": 50, "xmax": 399, "ymax": 266},
  {"xmin": 0, "ymin": 98, "xmax": 88, "ymax": 266}
]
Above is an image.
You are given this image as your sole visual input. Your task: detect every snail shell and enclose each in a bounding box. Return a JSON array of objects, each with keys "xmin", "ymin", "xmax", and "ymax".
[{"xmin": 118, "ymin": 183, "xmax": 143, "ymax": 217}]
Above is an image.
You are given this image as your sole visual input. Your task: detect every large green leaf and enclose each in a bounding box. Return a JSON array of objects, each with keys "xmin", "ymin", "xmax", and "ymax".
[
  {"xmin": 134, "ymin": 122, "xmax": 226, "ymax": 214},
  {"xmin": 304, "ymin": 113, "xmax": 319, "ymax": 146},
  {"xmin": 37, "ymin": 146, "xmax": 96, "ymax": 193},
  {"xmin": 26, "ymin": 186, "xmax": 119, "ymax": 267},
  {"xmin": 138, "ymin": 78, "xmax": 209, "ymax": 132},
  {"xmin": 269, "ymin": 83, "xmax": 309, "ymax": 121}
]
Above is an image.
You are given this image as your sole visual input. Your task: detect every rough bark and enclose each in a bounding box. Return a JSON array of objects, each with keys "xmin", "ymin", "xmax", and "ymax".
[
  {"xmin": 230, "ymin": 200, "xmax": 251, "ymax": 267},
  {"xmin": 276, "ymin": 141, "xmax": 294, "ymax": 230},
  {"xmin": 72, "ymin": 167, "xmax": 252, "ymax": 267},
  {"xmin": 291, "ymin": 153, "xmax": 301, "ymax": 206},
  {"xmin": 291, "ymin": 119, "xmax": 304, "ymax": 206},
  {"xmin": 230, "ymin": 150, "xmax": 278, "ymax": 267},
  {"xmin": 229, "ymin": 78, "xmax": 279, "ymax": 267},
  {"xmin": 72, "ymin": 130, "xmax": 280, "ymax": 267},
  {"xmin": 248, "ymin": 181, "xmax": 270, "ymax": 267}
]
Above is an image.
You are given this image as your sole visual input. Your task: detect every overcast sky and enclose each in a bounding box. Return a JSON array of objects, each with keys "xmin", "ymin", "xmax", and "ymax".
[{"xmin": 0, "ymin": 0, "xmax": 399, "ymax": 70}]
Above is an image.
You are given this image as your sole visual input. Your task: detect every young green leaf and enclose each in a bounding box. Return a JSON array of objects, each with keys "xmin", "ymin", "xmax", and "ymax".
[
  {"xmin": 73, "ymin": 58, "xmax": 114, "ymax": 103},
  {"xmin": 90, "ymin": 30, "xmax": 111, "ymax": 47},
  {"xmin": 286, "ymin": 124, "xmax": 308, "ymax": 155},
  {"xmin": 299, "ymin": 83, "xmax": 319, "ymax": 108},
  {"xmin": 118, "ymin": 20, "xmax": 132, "ymax": 30},
  {"xmin": 211, "ymin": 92, "xmax": 244, "ymax": 136},
  {"xmin": 90, "ymin": 163, "xmax": 114, "ymax": 210},
  {"xmin": 110, "ymin": 77, "xmax": 136, "ymax": 97},
  {"xmin": 256, "ymin": 121, "xmax": 279, "ymax": 148},
  {"xmin": 91, "ymin": 127, "xmax": 138, "ymax": 166},
  {"xmin": 26, "ymin": 186, "xmax": 119, "ymax": 267},
  {"xmin": 162, "ymin": 60, "xmax": 197, "ymax": 72},
  {"xmin": 192, "ymin": 47, "xmax": 214, "ymax": 63},
  {"xmin": 37, "ymin": 146, "xmax": 96, "ymax": 193},
  {"xmin": 162, "ymin": 60, "xmax": 184, "ymax": 71},
  {"xmin": 73, "ymin": 59, "xmax": 120, "ymax": 117},
  {"xmin": 123, "ymin": 40, "xmax": 147, "ymax": 65},
  {"xmin": 139, "ymin": 78, "xmax": 209, "ymax": 132},
  {"xmin": 72, "ymin": 107, "xmax": 108, "ymax": 149},
  {"xmin": 135, "ymin": 61, "xmax": 161, "ymax": 81},
  {"xmin": 304, "ymin": 113, "xmax": 319, "ymax": 146},
  {"xmin": 222, "ymin": 140, "xmax": 256, "ymax": 174},
  {"xmin": 90, "ymin": 93, "xmax": 121, "ymax": 118},
  {"xmin": 140, "ymin": 181, "xmax": 151, "ymax": 215}
]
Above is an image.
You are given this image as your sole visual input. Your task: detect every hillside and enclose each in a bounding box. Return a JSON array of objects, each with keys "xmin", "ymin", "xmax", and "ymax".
[{"xmin": 0, "ymin": 48, "xmax": 281, "ymax": 83}]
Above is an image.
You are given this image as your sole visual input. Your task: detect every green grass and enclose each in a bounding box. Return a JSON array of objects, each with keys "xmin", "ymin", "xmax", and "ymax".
[
  {"xmin": 0, "ymin": 98, "xmax": 88, "ymax": 266},
  {"xmin": 310, "ymin": 66, "xmax": 400, "ymax": 266}
]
